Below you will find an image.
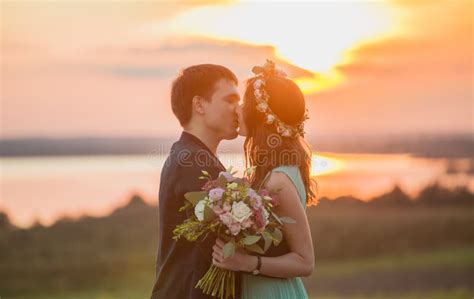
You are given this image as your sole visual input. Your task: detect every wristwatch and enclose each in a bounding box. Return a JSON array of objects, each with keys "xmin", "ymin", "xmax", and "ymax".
[{"xmin": 251, "ymin": 255, "xmax": 262, "ymax": 275}]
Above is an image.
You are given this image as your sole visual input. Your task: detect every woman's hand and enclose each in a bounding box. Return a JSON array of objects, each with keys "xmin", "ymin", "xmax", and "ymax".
[{"xmin": 212, "ymin": 238, "xmax": 256, "ymax": 272}]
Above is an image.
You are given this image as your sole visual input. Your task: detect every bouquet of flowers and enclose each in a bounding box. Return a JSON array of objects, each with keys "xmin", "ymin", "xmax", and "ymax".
[{"xmin": 173, "ymin": 166, "xmax": 295, "ymax": 299}]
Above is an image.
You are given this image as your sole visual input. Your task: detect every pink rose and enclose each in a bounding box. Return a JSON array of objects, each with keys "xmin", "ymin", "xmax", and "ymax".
[
  {"xmin": 212, "ymin": 204, "xmax": 224, "ymax": 215},
  {"xmin": 229, "ymin": 222, "xmax": 241, "ymax": 236},
  {"xmin": 219, "ymin": 212, "xmax": 233, "ymax": 227},
  {"xmin": 253, "ymin": 208, "xmax": 265, "ymax": 229},
  {"xmin": 223, "ymin": 202, "xmax": 231, "ymax": 212},
  {"xmin": 241, "ymin": 217, "xmax": 253, "ymax": 229}
]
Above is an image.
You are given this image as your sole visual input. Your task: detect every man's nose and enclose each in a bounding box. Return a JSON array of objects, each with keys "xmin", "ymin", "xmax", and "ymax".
[{"xmin": 233, "ymin": 107, "xmax": 240, "ymax": 118}]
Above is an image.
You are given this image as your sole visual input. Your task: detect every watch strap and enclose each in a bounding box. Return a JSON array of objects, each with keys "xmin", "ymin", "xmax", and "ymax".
[{"xmin": 252, "ymin": 255, "xmax": 262, "ymax": 275}]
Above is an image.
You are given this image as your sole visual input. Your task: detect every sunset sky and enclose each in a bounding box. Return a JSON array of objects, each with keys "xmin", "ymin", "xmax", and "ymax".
[{"xmin": 1, "ymin": 0, "xmax": 472, "ymax": 139}]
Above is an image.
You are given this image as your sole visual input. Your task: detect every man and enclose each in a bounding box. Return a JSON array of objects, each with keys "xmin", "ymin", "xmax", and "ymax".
[{"xmin": 150, "ymin": 64, "xmax": 241, "ymax": 298}]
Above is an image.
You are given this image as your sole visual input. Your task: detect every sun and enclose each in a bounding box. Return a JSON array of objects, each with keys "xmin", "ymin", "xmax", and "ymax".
[
  {"xmin": 152, "ymin": 0, "xmax": 400, "ymax": 93},
  {"xmin": 311, "ymin": 154, "xmax": 344, "ymax": 177}
]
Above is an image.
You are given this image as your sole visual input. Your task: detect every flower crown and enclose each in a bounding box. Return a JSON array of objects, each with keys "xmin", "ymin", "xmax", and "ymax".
[{"xmin": 251, "ymin": 59, "xmax": 309, "ymax": 138}]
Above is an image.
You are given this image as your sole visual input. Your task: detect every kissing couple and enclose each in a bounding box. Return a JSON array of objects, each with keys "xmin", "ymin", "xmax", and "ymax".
[{"xmin": 151, "ymin": 60, "xmax": 317, "ymax": 299}]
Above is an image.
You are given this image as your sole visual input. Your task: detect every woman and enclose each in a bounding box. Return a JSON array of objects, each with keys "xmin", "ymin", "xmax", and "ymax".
[{"xmin": 212, "ymin": 60, "xmax": 318, "ymax": 299}]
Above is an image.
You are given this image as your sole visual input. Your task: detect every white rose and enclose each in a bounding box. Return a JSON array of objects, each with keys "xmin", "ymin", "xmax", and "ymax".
[
  {"xmin": 253, "ymin": 79, "xmax": 263, "ymax": 89},
  {"xmin": 194, "ymin": 199, "xmax": 206, "ymax": 221},
  {"xmin": 231, "ymin": 201, "xmax": 252, "ymax": 223}
]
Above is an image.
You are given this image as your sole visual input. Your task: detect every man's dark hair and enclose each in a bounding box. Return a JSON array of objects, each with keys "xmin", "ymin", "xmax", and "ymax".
[{"xmin": 171, "ymin": 64, "xmax": 238, "ymax": 126}]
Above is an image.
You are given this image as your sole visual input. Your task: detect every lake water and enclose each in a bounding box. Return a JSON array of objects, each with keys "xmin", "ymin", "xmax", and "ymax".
[{"xmin": 1, "ymin": 152, "xmax": 473, "ymax": 228}]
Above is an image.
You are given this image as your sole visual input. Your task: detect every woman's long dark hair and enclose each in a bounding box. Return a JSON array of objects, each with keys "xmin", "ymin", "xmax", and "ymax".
[{"xmin": 243, "ymin": 76, "xmax": 318, "ymax": 206}]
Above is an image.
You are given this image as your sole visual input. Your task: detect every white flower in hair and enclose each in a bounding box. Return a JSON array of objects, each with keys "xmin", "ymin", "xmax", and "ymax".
[
  {"xmin": 263, "ymin": 61, "xmax": 273, "ymax": 69},
  {"xmin": 256, "ymin": 101, "xmax": 268, "ymax": 112},
  {"xmin": 281, "ymin": 129, "xmax": 292, "ymax": 137},
  {"xmin": 266, "ymin": 114, "xmax": 275, "ymax": 124},
  {"xmin": 276, "ymin": 123, "xmax": 285, "ymax": 133},
  {"xmin": 274, "ymin": 68, "xmax": 287, "ymax": 77},
  {"xmin": 250, "ymin": 59, "xmax": 309, "ymax": 138},
  {"xmin": 254, "ymin": 79, "xmax": 264, "ymax": 89}
]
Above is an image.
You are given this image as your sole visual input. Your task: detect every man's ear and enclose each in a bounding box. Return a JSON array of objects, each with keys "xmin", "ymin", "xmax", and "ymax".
[{"xmin": 192, "ymin": 95, "xmax": 206, "ymax": 115}]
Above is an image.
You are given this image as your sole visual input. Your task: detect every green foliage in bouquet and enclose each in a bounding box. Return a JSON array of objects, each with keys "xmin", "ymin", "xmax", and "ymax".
[{"xmin": 173, "ymin": 166, "xmax": 295, "ymax": 299}]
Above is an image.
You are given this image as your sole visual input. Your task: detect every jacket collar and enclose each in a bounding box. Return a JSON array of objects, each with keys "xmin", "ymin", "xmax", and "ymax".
[{"xmin": 179, "ymin": 131, "xmax": 226, "ymax": 171}]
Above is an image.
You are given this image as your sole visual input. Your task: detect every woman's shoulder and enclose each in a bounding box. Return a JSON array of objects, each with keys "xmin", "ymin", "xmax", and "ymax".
[
  {"xmin": 266, "ymin": 165, "xmax": 300, "ymax": 187},
  {"xmin": 266, "ymin": 165, "xmax": 306, "ymax": 205},
  {"xmin": 264, "ymin": 170, "xmax": 294, "ymax": 192}
]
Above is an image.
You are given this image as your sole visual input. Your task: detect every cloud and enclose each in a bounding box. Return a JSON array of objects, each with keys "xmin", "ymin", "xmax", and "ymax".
[
  {"xmin": 336, "ymin": 36, "xmax": 472, "ymax": 80},
  {"xmin": 306, "ymin": 38, "xmax": 472, "ymax": 136},
  {"xmin": 85, "ymin": 38, "xmax": 313, "ymax": 79},
  {"xmin": 99, "ymin": 66, "xmax": 176, "ymax": 79},
  {"xmin": 0, "ymin": 0, "xmax": 232, "ymax": 55}
]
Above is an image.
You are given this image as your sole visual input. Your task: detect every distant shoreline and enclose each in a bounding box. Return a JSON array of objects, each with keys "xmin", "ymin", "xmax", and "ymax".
[{"xmin": 1, "ymin": 133, "xmax": 472, "ymax": 158}]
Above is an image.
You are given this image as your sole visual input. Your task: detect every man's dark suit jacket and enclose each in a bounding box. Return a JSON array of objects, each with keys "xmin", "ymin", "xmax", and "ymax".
[{"xmin": 150, "ymin": 131, "xmax": 289, "ymax": 299}]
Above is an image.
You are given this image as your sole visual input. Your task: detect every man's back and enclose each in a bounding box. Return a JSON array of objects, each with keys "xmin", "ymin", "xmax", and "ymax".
[{"xmin": 150, "ymin": 132, "xmax": 240, "ymax": 299}]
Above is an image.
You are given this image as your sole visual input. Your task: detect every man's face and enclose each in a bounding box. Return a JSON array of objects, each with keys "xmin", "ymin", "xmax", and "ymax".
[
  {"xmin": 236, "ymin": 103, "xmax": 247, "ymax": 137},
  {"xmin": 202, "ymin": 79, "xmax": 240, "ymax": 140}
]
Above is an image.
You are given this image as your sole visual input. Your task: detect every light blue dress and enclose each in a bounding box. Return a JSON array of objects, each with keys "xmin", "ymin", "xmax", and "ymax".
[{"xmin": 241, "ymin": 165, "xmax": 309, "ymax": 299}]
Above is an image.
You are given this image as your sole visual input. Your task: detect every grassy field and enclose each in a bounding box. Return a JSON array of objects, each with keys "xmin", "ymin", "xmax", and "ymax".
[
  {"xmin": 5, "ymin": 245, "xmax": 473, "ymax": 299},
  {"xmin": 311, "ymin": 289, "xmax": 473, "ymax": 299},
  {"xmin": 1, "ymin": 197, "xmax": 473, "ymax": 299},
  {"xmin": 303, "ymin": 245, "xmax": 474, "ymax": 298}
]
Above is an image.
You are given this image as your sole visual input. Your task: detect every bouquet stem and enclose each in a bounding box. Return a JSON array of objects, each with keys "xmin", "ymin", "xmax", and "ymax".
[{"xmin": 195, "ymin": 264, "xmax": 235, "ymax": 299}]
